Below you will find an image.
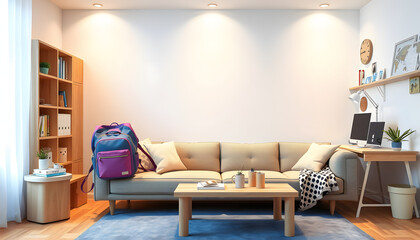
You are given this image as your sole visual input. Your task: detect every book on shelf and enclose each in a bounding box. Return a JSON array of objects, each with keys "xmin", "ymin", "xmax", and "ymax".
[
  {"xmin": 38, "ymin": 115, "xmax": 50, "ymax": 137},
  {"xmin": 197, "ymin": 181, "xmax": 225, "ymax": 190},
  {"xmin": 58, "ymin": 57, "xmax": 67, "ymax": 79},
  {"xmin": 59, "ymin": 91, "xmax": 67, "ymax": 107}
]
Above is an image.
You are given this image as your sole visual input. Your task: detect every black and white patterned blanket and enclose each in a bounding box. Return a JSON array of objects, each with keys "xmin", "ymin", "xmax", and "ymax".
[{"xmin": 298, "ymin": 167, "xmax": 339, "ymax": 211}]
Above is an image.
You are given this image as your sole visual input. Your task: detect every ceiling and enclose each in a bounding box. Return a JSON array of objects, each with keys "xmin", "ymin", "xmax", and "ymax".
[{"xmin": 50, "ymin": 0, "xmax": 371, "ymax": 10}]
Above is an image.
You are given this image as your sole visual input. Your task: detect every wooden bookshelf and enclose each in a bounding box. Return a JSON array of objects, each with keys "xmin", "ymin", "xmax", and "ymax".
[
  {"xmin": 350, "ymin": 70, "xmax": 420, "ymax": 91},
  {"xmin": 31, "ymin": 40, "xmax": 86, "ymax": 209}
]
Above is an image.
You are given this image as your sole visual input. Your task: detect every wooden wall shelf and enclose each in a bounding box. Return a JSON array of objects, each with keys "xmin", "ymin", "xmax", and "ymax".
[{"xmin": 350, "ymin": 70, "xmax": 420, "ymax": 91}]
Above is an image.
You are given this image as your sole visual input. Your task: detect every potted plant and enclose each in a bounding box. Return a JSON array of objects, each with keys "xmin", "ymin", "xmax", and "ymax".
[
  {"xmin": 384, "ymin": 127, "xmax": 415, "ymax": 151},
  {"xmin": 232, "ymin": 170, "xmax": 245, "ymax": 188},
  {"xmin": 37, "ymin": 149, "xmax": 49, "ymax": 170},
  {"xmin": 40, "ymin": 62, "xmax": 51, "ymax": 74}
]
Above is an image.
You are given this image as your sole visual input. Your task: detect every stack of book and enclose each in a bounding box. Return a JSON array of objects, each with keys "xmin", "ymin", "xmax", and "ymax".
[
  {"xmin": 33, "ymin": 168, "xmax": 66, "ymax": 177},
  {"xmin": 39, "ymin": 115, "xmax": 50, "ymax": 137},
  {"xmin": 197, "ymin": 180, "xmax": 224, "ymax": 190},
  {"xmin": 58, "ymin": 57, "xmax": 67, "ymax": 79}
]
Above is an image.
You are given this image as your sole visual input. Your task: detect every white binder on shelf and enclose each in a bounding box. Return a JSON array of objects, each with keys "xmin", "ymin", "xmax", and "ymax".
[
  {"xmin": 58, "ymin": 114, "xmax": 62, "ymax": 136},
  {"xmin": 66, "ymin": 114, "xmax": 71, "ymax": 135}
]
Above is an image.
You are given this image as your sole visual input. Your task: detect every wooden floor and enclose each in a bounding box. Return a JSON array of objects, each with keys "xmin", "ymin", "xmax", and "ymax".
[{"xmin": 1, "ymin": 198, "xmax": 420, "ymax": 239}]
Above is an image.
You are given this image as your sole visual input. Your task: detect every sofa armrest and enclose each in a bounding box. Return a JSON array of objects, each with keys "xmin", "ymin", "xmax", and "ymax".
[
  {"xmin": 94, "ymin": 171, "xmax": 110, "ymax": 200},
  {"xmin": 327, "ymin": 149, "xmax": 359, "ymax": 201}
]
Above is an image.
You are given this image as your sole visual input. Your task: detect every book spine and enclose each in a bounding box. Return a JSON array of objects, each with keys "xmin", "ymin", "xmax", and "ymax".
[
  {"xmin": 40, "ymin": 115, "xmax": 45, "ymax": 137},
  {"xmin": 47, "ymin": 115, "xmax": 50, "ymax": 136},
  {"xmin": 58, "ymin": 57, "xmax": 62, "ymax": 78},
  {"xmin": 63, "ymin": 91, "xmax": 67, "ymax": 107},
  {"xmin": 39, "ymin": 115, "xmax": 42, "ymax": 137}
]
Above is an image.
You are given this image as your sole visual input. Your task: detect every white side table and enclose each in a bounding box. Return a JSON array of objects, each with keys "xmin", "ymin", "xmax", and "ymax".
[{"xmin": 24, "ymin": 173, "xmax": 72, "ymax": 223}]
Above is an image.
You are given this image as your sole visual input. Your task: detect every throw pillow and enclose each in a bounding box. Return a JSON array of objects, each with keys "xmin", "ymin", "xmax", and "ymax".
[
  {"xmin": 143, "ymin": 141, "xmax": 187, "ymax": 174},
  {"xmin": 291, "ymin": 143, "xmax": 339, "ymax": 172},
  {"xmin": 137, "ymin": 138, "xmax": 157, "ymax": 172}
]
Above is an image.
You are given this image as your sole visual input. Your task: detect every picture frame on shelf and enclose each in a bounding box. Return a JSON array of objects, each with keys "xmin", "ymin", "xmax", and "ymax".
[
  {"xmin": 409, "ymin": 77, "xmax": 419, "ymax": 94},
  {"xmin": 365, "ymin": 76, "xmax": 372, "ymax": 84},
  {"xmin": 359, "ymin": 70, "xmax": 365, "ymax": 85},
  {"xmin": 372, "ymin": 72, "xmax": 378, "ymax": 82},
  {"xmin": 391, "ymin": 35, "xmax": 418, "ymax": 76},
  {"xmin": 414, "ymin": 42, "xmax": 420, "ymax": 71},
  {"xmin": 378, "ymin": 69, "xmax": 385, "ymax": 80},
  {"xmin": 372, "ymin": 62, "xmax": 377, "ymax": 74}
]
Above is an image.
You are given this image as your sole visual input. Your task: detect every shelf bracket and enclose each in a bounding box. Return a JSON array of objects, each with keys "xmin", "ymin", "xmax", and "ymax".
[{"xmin": 376, "ymin": 85, "xmax": 385, "ymax": 102}]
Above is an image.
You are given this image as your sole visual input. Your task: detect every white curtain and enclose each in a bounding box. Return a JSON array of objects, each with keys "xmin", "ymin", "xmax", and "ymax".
[{"xmin": 0, "ymin": 0, "xmax": 32, "ymax": 228}]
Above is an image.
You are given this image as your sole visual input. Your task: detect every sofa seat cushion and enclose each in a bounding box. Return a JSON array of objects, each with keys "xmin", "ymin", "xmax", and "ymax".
[
  {"xmin": 110, "ymin": 170, "xmax": 221, "ymax": 195},
  {"xmin": 222, "ymin": 170, "xmax": 289, "ymax": 183},
  {"xmin": 221, "ymin": 170, "xmax": 343, "ymax": 194},
  {"xmin": 283, "ymin": 171, "xmax": 344, "ymax": 194}
]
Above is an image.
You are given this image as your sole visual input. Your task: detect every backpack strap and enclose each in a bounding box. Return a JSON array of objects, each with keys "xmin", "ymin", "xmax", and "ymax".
[
  {"xmin": 81, "ymin": 165, "xmax": 95, "ymax": 193},
  {"xmin": 137, "ymin": 143, "xmax": 157, "ymax": 171}
]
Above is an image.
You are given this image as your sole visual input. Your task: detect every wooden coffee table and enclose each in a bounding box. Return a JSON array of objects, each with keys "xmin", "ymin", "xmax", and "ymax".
[{"xmin": 174, "ymin": 183, "xmax": 298, "ymax": 237}]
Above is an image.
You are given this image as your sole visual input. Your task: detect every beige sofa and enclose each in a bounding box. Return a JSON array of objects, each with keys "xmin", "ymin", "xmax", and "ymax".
[{"xmin": 94, "ymin": 142, "xmax": 359, "ymax": 215}]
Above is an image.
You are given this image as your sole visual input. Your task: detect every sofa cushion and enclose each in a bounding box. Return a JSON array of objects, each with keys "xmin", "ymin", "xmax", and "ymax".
[
  {"xmin": 282, "ymin": 171, "xmax": 344, "ymax": 194},
  {"xmin": 279, "ymin": 142, "xmax": 312, "ymax": 172},
  {"xmin": 291, "ymin": 143, "xmax": 339, "ymax": 172},
  {"xmin": 221, "ymin": 143, "xmax": 279, "ymax": 172},
  {"xmin": 110, "ymin": 170, "xmax": 221, "ymax": 195},
  {"xmin": 144, "ymin": 142, "xmax": 187, "ymax": 174},
  {"xmin": 137, "ymin": 138, "xmax": 156, "ymax": 172},
  {"xmin": 175, "ymin": 142, "xmax": 220, "ymax": 172}
]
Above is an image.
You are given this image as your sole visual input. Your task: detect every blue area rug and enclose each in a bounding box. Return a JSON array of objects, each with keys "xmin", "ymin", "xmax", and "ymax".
[{"xmin": 77, "ymin": 203, "xmax": 372, "ymax": 239}]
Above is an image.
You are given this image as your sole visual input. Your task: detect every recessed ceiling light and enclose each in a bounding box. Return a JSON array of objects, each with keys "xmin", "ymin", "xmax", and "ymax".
[
  {"xmin": 319, "ymin": 3, "xmax": 330, "ymax": 8},
  {"xmin": 208, "ymin": 3, "xmax": 218, "ymax": 8},
  {"xmin": 93, "ymin": 3, "xmax": 103, "ymax": 8}
]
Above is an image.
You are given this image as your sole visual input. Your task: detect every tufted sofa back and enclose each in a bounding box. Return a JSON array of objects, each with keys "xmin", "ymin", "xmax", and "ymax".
[
  {"xmin": 169, "ymin": 141, "xmax": 330, "ymax": 173},
  {"xmin": 174, "ymin": 142, "xmax": 220, "ymax": 172},
  {"xmin": 220, "ymin": 142, "xmax": 279, "ymax": 172}
]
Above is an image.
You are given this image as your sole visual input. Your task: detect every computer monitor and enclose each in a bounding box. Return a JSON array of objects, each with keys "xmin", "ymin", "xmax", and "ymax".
[
  {"xmin": 367, "ymin": 122, "xmax": 385, "ymax": 146},
  {"xmin": 349, "ymin": 113, "xmax": 371, "ymax": 145}
]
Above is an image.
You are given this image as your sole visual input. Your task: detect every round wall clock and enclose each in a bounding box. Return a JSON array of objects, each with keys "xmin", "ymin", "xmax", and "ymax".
[{"xmin": 360, "ymin": 39, "xmax": 373, "ymax": 65}]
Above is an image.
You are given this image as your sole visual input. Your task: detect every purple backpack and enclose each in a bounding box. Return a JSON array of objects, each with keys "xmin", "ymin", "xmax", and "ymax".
[{"xmin": 82, "ymin": 123, "xmax": 155, "ymax": 192}]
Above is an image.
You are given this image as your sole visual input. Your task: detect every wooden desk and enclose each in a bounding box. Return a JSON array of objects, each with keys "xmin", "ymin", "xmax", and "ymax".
[{"xmin": 339, "ymin": 145, "xmax": 419, "ymax": 218}]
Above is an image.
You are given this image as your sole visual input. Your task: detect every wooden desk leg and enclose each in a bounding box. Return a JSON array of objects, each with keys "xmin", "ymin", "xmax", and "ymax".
[
  {"xmin": 284, "ymin": 197, "xmax": 295, "ymax": 237},
  {"xmin": 404, "ymin": 161, "xmax": 420, "ymax": 218},
  {"xmin": 357, "ymin": 161, "xmax": 371, "ymax": 218},
  {"xmin": 376, "ymin": 162, "xmax": 385, "ymax": 203},
  {"xmin": 179, "ymin": 197, "xmax": 191, "ymax": 237},
  {"xmin": 273, "ymin": 197, "xmax": 282, "ymax": 220}
]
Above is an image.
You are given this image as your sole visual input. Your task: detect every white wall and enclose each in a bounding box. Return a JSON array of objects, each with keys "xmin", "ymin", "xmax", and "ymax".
[
  {"xmin": 62, "ymin": 10, "xmax": 360, "ymax": 174},
  {"xmin": 32, "ymin": 0, "xmax": 62, "ymax": 48},
  {"xmin": 360, "ymin": 0, "xmax": 420, "ymax": 204}
]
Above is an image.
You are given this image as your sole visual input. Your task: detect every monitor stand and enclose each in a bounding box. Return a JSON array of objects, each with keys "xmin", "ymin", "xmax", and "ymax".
[{"xmin": 348, "ymin": 140, "xmax": 368, "ymax": 148}]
